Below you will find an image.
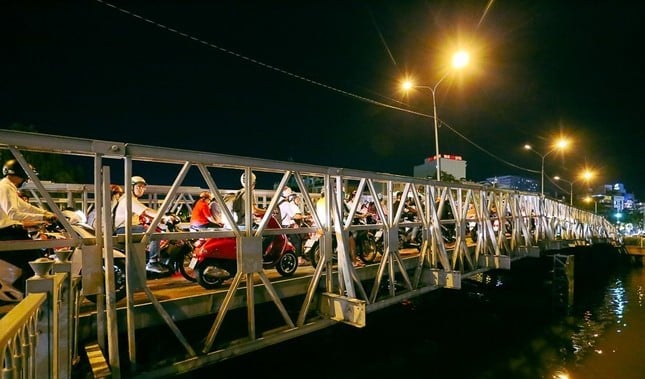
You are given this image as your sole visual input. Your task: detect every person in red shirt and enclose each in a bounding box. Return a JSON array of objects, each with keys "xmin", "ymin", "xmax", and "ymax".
[{"xmin": 190, "ymin": 191, "xmax": 223, "ymax": 230}]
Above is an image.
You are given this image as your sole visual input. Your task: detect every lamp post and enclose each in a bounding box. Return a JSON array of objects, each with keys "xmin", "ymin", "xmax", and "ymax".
[
  {"xmin": 524, "ymin": 139, "xmax": 569, "ymax": 196},
  {"xmin": 554, "ymin": 170, "xmax": 594, "ymax": 206},
  {"xmin": 585, "ymin": 194, "xmax": 604, "ymax": 214},
  {"xmin": 553, "ymin": 176, "xmax": 573, "ymax": 205},
  {"xmin": 584, "ymin": 196, "xmax": 597, "ymax": 213},
  {"xmin": 402, "ymin": 51, "xmax": 470, "ymax": 181}
]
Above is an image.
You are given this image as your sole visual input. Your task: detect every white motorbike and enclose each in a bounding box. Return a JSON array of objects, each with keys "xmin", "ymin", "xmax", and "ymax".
[
  {"xmin": 0, "ymin": 226, "xmax": 49, "ymax": 304},
  {"xmin": 44, "ymin": 210, "xmax": 127, "ymax": 303}
]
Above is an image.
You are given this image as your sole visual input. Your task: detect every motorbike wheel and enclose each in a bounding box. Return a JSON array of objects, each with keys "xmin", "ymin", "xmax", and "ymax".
[
  {"xmin": 275, "ymin": 251, "xmax": 298, "ymax": 277},
  {"xmin": 197, "ymin": 260, "xmax": 225, "ymax": 289},
  {"xmin": 178, "ymin": 250, "xmax": 198, "ymax": 282},
  {"xmin": 309, "ymin": 241, "xmax": 337, "ymax": 268},
  {"xmin": 308, "ymin": 241, "xmax": 321, "ymax": 268},
  {"xmin": 358, "ymin": 237, "xmax": 378, "ymax": 264},
  {"xmin": 85, "ymin": 259, "xmax": 127, "ymax": 304}
]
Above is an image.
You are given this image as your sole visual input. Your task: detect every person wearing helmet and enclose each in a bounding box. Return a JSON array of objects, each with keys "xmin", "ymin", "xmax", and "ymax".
[
  {"xmin": 86, "ymin": 184, "xmax": 124, "ymax": 229},
  {"xmin": 240, "ymin": 172, "xmax": 256, "ymax": 188},
  {"xmin": 278, "ymin": 187, "xmax": 305, "ymax": 262},
  {"xmin": 189, "ymin": 191, "xmax": 223, "ymax": 230},
  {"xmin": 112, "ymin": 175, "xmax": 168, "ymax": 274},
  {"xmin": 232, "ymin": 171, "xmax": 263, "ymax": 227},
  {"xmin": 0, "ymin": 159, "xmax": 57, "ymax": 295},
  {"xmin": 278, "ymin": 187, "xmax": 302, "ymax": 228}
]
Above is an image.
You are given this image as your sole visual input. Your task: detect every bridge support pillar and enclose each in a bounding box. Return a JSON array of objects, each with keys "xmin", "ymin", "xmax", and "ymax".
[
  {"xmin": 320, "ymin": 292, "xmax": 366, "ymax": 328},
  {"xmin": 544, "ymin": 240, "xmax": 566, "ymax": 251},
  {"xmin": 518, "ymin": 246, "xmax": 541, "ymax": 258},
  {"xmin": 478, "ymin": 254, "xmax": 510, "ymax": 269},
  {"xmin": 422, "ymin": 269, "xmax": 461, "ymax": 289}
]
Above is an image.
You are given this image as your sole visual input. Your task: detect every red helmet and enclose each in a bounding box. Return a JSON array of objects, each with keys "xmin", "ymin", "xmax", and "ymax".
[{"xmin": 110, "ymin": 184, "xmax": 124, "ymax": 196}]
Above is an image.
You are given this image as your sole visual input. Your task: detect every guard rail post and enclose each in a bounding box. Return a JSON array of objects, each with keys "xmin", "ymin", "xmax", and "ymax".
[
  {"xmin": 26, "ymin": 260, "xmax": 67, "ymax": 379},
  {"xmin": 52, "ymin": 250, "xmax": 76, "ymax": 378}
]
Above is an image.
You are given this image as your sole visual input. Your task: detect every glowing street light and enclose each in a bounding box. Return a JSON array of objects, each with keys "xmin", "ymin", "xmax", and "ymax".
[
  {"xmin": 554, "ymin": 170, "xmax": 594, "ymax": 205},
  {"xmin": 524, "ymin": 138, "xmax": 569, "ymax": 196},
  {"xmin": 401, "ymin": 50, "xmax": 470, "ymax": 181}
]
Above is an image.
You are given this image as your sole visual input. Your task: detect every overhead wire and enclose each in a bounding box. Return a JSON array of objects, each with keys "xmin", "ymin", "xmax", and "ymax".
[{"xmin": 96, "ymin": 0, "xmax": 537, "ymax": 175}]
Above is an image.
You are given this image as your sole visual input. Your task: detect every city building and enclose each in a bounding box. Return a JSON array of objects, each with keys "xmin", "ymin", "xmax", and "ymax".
[
  {"xmin": 484, "ymin": 175, "xmax": 539, "ymax": 193},
  {"xmin": 413, "ymin": 154, "xmax": 466, "ymax": 180}
]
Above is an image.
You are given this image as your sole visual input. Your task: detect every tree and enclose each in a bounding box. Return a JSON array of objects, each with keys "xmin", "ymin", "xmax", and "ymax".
[{"xmin": 2, "ymin": 123, "xmax": 84, "ymax": 183}]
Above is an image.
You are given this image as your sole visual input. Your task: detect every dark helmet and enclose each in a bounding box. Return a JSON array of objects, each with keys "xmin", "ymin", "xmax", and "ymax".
[{"xmin": 2, "ymin": 159, "xmax": 36, "ymax": 180}]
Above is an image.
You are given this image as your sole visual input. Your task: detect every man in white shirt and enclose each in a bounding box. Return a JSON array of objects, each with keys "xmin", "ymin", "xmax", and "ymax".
[
  {"xmin": 278, "ymin": 187, "xmax": 303, "ymax": 228},
  {"xmin": 0, "ymin": 159, "xmax": 56, "ymax": 294},
  {"xmin": 112, "ymin": 175, "xmax": 168, "ymax": 274}
]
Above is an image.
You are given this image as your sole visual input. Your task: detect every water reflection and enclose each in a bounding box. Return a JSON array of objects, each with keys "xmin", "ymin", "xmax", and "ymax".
[
  {"xmin": 565, "ymin": 266, "xmax": 645, "ymax": 378},
  {"xmin": 182, "ymin": 253, "xmax": 643, "ymax": 379}
]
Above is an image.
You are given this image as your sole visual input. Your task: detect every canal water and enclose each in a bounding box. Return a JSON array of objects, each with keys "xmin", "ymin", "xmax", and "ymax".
[{"xmin": 179, "ymin": 244, "xmax": 644, "ymax": 379}]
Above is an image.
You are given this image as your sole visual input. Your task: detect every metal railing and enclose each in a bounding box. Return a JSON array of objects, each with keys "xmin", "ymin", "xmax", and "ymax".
[{"xmin": 0, "ymin": 263, "xmax": 80, "ymax": 379}]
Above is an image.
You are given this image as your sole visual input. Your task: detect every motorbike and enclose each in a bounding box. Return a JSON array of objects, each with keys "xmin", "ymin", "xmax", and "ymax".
[
  {"xmin": 42, "ymin": 209, "xmax": 128, "ymax": 303},
  {"xmin": 0, "ymin": 223, "xmax": 51, "ymax": 304},
  {"xmin": 303, "ymin": 211, "xmax": 380, "ymax": 267},
  {"xmin": 355, "ymin": 214, "xmax": 381, "ymax": 264},
  {"xmin": 189, "ymin": 213, "xmax": 298, "ymax": 289},
  {"xmin": 153, "ymin": 214, "xmax": 197, "ymax": 282},
  {"xmin": 303, "ymin": 231, "xmax": 337, "ymax": 268},
  {"xmin": 42, "ymin": 210, "xmax": 196, "ymax": 303},
  {"xmin": 398, "ymin": 206, "xmax": 423, "ymax": 250}
]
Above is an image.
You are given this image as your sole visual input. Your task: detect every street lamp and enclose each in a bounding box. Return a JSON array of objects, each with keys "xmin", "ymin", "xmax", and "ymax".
[
  {"xmin": 553, "ymin": 176, "xmax": 573, "ymax": 204},
  {"xmin": 554, "ymin": 170, "xmax": 594, "ymax": 205},
  {"xmin": 585, "ymin": 195, "xmax": 603, "ymax": 214},
  {"xmin": 401, "ymin": 50, "xmax": 470, "ymax": 181},
  {"xmin": 524, "ymin": 138, "xmax": 569, "ymax": 196}
]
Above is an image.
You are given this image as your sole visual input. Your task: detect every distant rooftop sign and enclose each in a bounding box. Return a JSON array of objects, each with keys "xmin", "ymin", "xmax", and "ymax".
[{"xmin": 425, "ymin": 154, "xmax": 463, "ymax": 163}]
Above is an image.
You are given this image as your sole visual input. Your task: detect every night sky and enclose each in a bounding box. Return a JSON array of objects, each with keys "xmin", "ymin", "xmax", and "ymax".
[{"xmin": 3, "ymin": 1, "xmax": 644, "ymax": 198}]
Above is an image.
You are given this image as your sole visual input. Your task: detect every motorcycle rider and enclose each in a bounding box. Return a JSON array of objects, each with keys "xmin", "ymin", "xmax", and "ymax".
[
  {"xmin": 87, "ymin": 184, "xmax": 124, "ymax": 229},
  {"xmin": 112, "ymin": 175, "xmax": 168, "ymax": 274},
  {"xmin": 278, "ymin": 187, "xmax": 305, "ymax": 262},
  {"xmin": 278, "ymin": 187, "xmax": 303, "ymax": 228},
  {"xmin": 190, "ymin": 191, "xmax": 223, "ymax": 230},
  {"xmin": 0, "ymin": 159, "xmax": 57, "ymax": 295},
  {"xmin": 345, "ymin": 190, "xmax": 368, "ymax": 267}
]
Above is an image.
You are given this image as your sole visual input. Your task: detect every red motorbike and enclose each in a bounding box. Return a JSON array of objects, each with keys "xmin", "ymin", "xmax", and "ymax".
[{"xmin": 190, "ymin": 213, "xmax": 298, "ymax": 289}]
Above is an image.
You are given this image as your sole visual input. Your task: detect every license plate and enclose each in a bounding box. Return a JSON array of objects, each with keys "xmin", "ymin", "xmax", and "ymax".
[{"xmin": 188, "ymin": 257, "xmax": 198, "ymax": 269}]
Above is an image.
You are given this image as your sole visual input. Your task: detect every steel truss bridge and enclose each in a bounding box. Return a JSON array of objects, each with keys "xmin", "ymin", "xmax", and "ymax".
[{"xmin": 0, "ymin": 130, "xmax": 618, "ymax": 378}]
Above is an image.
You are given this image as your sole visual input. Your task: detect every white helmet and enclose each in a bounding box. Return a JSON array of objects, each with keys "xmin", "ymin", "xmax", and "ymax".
[
  {"xmin": 281, "ymin": 186, "xmax": 293, "ymax": 198},
  {"xmin": 240, "ymin": 172, "xmax": 256, "ymax": 188},
  {"xmin": 131, "ymin": 176, "xmax": 147, "ymax": 186}
]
